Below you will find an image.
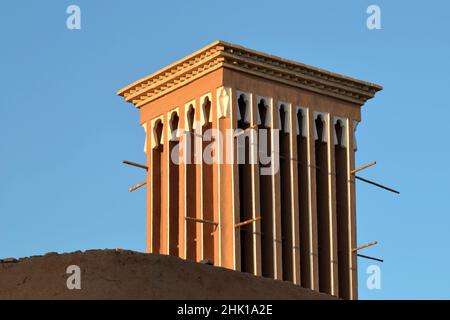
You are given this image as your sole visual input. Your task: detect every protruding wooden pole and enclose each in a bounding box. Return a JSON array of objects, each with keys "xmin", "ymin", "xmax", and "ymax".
[
  {"xmin": 234, "ymin": 124, "xmax": 258, "ymax": 138},
  {"xmin": 351, "ymin": 161, "xmax": 376, "ymax": 174},
  {"xmin": 185, "ymin": 216, "xmax": 219, "ymax": 227},
  {"xmin": 355, "ymin": 176, "xmax": 400, "ymax": 194},
  {"xmin": 235, "ymin": 216, "xmax": 261, "ymax": 228},
  {"xmin": 122, "ymin": 160, "xmax": 148, "ymax": 170},
  {"xmin": 356, "ymin": 253, "xmax": 383, "ymax": 263},
  {"xmin": 128, "ymin": 181, "xmax": 146, "ymax": 192},
  {"xmin": 352, "ymin": 241, "xmax": 378, "ymax": 252}
]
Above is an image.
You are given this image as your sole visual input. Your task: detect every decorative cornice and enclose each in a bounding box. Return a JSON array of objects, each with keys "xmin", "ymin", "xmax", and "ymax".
[{"xmin": 117, "ymin": 40, "xmax": 382, "ymax": 108}]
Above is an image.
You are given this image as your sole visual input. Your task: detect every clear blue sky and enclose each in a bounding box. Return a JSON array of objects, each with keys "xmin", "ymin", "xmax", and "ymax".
[{"xmin": 1, "ymin": 0, "xmax": 449, "ymax": 299}]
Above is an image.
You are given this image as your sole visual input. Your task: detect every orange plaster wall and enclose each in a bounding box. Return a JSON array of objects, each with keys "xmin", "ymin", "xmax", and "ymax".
[
  {"xmin": 139, "ymin": 69, "xmax": 224, "ymax": 124},
  {"xmin": 139, "ymin": 69, "xmax": 226, "ymax": 263}
]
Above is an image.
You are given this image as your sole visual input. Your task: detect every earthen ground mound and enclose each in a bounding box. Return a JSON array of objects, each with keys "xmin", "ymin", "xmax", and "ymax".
[{"xmin": 0, "ymin": 249, "xmax": 334, "ymax": 300}]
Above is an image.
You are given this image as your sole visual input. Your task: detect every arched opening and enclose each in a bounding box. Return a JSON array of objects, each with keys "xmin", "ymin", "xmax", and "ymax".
[
  {"xmin": 237, "ymin": 94, "xmax": 253, "ymax": 273},
  {"xmin": 315, "ymin": 114, "xmax": 332, "ymax": 294},
  {"xmin": 258, "ymin": 100, "xmax": 267, "ymax": 127},
  {"xmin": 334, "ymin": 119, "xmax": 350, "ymax": 299},
  {"xmin": 187, "ymin": 107, "xmax": 195, "ymax": 132}
]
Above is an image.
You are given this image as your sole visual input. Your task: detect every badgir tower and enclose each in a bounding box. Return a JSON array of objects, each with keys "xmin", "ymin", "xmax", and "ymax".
[{"xmin": 117, "ymin": 41, "xmax": 382, "ymax": 300}]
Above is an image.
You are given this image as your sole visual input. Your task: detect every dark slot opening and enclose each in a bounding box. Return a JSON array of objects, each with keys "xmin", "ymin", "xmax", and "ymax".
[
  {"xmin": 258, "ymin": 99, "xmax": 274, "ymax": 278},
  {"xmin": 168, "ymin": 114, "xmax": 179, "ymax": 256},
  {"xmin": 279, "ymin": 107, "xmax": 293, "ymax": 281},
  {"xmin": 296, "ymin": 110, "xmax": 310, "ymax": 288},
  {"xmin": 237, "ymin": 94, "xmax": 253, "ymax": 273},
  {"xmin": 335, "ymin": 120, "xmax": 350, "ymax": 299},
  {"xmin": 186, "ymin": 106, "xmax": 197, "ymax": 260},
  {"xmin": 202, "ymin": 98, "xmax": 214, "ymax": 263},
  {"xmin": 152, "ymin": 121, "xmax": 164, "ymax": 254},
  {"xmin": 315, "ymin": 115, "xmax": 332, "ymax": 294}
]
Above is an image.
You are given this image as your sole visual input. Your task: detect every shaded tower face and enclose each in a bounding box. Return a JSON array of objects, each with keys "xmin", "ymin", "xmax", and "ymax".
[{"xmin": 117, "ymin": 41, "xmax": 382, "ymax": 300}]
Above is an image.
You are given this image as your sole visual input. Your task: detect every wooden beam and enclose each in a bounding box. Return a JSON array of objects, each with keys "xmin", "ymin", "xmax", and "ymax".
[
  {"xmin": 185, "ymin": 216, "xmax": 219, "ymax": 228},
  {"xmin": 355, "ymin": 176, "xmax": 400, "ymax": 194},
  {"xmin": 128, "ymin": 181, "xmax": 146, "ymax": 192},
  {"xmin": 234, "ymin": 124, "xmax": 258, "ymax": 138},
  {"xmin": 122, "ymin": 160, "xmax": 148, "ymax": 170},
  {"xmin": 235, "ymin": 216, "xmax": 261, "ymax": 228},
  {"xmin": 351, "ymin": 161, "xmax": 376, "ymax": 174},
  {"xmin": 352, "ymin": 241, "xmax": 377, "ymax": 253},
  {"xmin": 357, "ymin": 253, "xmax": 384, "ymax": 263}
]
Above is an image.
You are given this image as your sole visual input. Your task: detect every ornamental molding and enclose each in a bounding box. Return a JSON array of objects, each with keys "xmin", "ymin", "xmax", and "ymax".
[{"xmin": 117, "ymin": 41, "xmax": 382, "ymax": 108}]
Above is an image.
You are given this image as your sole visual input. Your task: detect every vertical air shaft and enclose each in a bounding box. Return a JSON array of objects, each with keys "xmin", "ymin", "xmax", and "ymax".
[
  {"xmin": 278, "ymin": 103, "xmax": 294, "ymax": 282},
  {"xmin": 168, "ymin": 111, "xmax": 180, "ymax": 257},
  {"xmin": 201, "ymin": 95, "xmax": 215, "ymax": 264},
  {"xmin": 185, "ymin": 104, "xmax": 197, "ymax": 261}
]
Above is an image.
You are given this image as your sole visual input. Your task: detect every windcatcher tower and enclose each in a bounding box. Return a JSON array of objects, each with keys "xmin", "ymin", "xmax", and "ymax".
[{"xmin": 117, "ymin": 41, "xmax": 382, "ymax": 300}]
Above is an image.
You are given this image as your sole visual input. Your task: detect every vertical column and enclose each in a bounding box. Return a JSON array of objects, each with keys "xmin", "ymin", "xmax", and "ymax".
[
  {"xmin": 348, "ymin": 120, "xmax": 358, "ymax": 300},
  {"xmin": 271, "ymin": 99, "xmax": 283, "ymax": 281},
  {"xmin": 289, "ymin": 105, "xmax": 301, "ymax": 285},
  {"xmin": 178, "ymin": 108, "xmax": 187, "ymax": 259},
  {"xmin": 231, "ymin": 88, "xmax": 240, "ymax": 271},
  {"xmin": 144, "ymin": 122, "xmax": 152, "ymax": 253},
  {"xmin": 327, "ymin": 114, "xmax": 339, "ymax": 296},
  {"xmin": 216, "ymin": 86, "xmax": 237, "ymax": 270},
  {"xmin": 161, "ymin": 113, "xmax": 169, "ymax": 255},
  {"xmin": 195, "ymin": 97, "xmax": 203, "ymax": 261},
  {"xmin": 211, "ymin": 91, "xmax": 221, "ymax": 267},
  {"xmin": 250, "ymin": 94, "xmax": 262, "ymax": 277},
  {"xmin": 307, "ymin": 109, "xmax": 320, "ymax": 291}
]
